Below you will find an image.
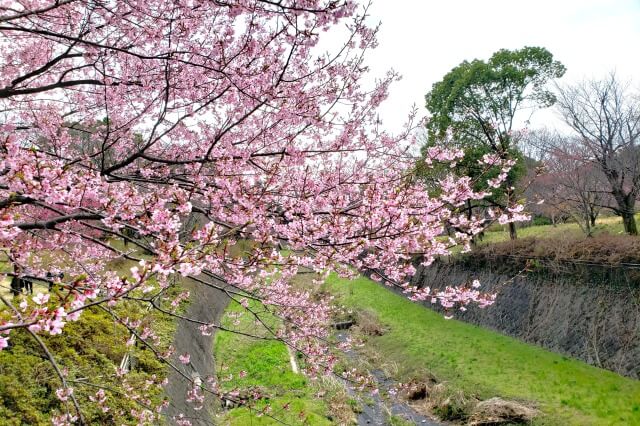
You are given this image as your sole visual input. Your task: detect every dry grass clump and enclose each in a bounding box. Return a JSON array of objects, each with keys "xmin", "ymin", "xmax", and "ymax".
[
  {"xmin": 354, "ymin": 309, "xmax": 386, "ymax": 336},
  {"xmin": 400, "ymin": 379, "xmax": 538, "ymax": 424},
  {"xmin": 473, "ymin": 233, "xmax": 640, "ymax": 265},
  {"xmin": 317, "ymin": 375, "xmax": 359, "ymax": 425},
  {"xmin": 405, "ymin": 381, "xmax": 473, "ymax": 422},
  {"xmin": 468, "ymin": 397, "xmax": 538, "ymax": 425}
]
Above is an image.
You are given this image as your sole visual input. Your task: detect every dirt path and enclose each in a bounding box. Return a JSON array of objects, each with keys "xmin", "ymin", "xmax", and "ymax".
[{"xmin": 163, "ymin": 279, "xmax": 230, "ymax": 426}]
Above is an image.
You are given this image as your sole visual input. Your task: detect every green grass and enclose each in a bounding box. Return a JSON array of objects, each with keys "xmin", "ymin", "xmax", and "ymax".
[
  {"xmin": 213, "ymin": 301, "xmax": 333, "ymax": 425},
  {"xmin": 324, "ymin": 274, "xmax": 640, "ymax": 426},
  {"xmin": 481, "ymin": 213, "xmax": 640, "ymax": 245}
]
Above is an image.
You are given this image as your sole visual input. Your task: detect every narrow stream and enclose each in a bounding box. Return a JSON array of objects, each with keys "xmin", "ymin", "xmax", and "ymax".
[{"xmin": 336, "ymin": 331, "xmax": 442, "ymax": 425}]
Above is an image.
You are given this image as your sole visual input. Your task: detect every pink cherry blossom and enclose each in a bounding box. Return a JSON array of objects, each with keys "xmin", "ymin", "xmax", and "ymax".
[
  {"xmin": 32, "ymin": 293, "xmax": 50, "ymax": 305},
  {"xmin": 55, "ymin": 387, "xmax": 74, "ymax": 402},
  {"xmin": 0, "ymin": 1, "xmax": 524, "ymax": 422}
]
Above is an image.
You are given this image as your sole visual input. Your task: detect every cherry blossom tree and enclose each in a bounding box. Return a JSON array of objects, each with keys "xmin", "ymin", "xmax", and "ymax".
[{"xmin": 0, "ymin": 1, "xmax": 513, "ymax": 424}]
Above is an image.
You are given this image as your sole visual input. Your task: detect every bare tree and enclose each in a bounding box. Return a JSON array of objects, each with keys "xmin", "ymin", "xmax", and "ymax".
[
  {"xmin": 547, "ymin": 140, "xmax": 608, "ymax": 235},
  {"xmin": 557, "ymin": 74, "xmax": 640, "ymax": 235},
  {"xmin": 526, "ymin": 129, "xmax": 612, "ymax": 235}
]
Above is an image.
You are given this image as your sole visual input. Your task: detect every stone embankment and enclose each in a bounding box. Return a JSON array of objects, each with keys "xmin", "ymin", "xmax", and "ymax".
[
  {"xmin": 163, "ymin": 279, "xmax": 230, "ymax": 425},
  {"xmin": 410, "ymin": 258, "xmax": 640, "ymax": 378}
]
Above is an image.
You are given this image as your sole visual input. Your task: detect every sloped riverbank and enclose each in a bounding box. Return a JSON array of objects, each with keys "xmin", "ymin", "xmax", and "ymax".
[
  {"xmin": 410, "ymin": 258, "xmax": 640, "ymax": 379},
  {"xmin": 324, "ymin": 273, "xmax": 640, "ymax": 425}
]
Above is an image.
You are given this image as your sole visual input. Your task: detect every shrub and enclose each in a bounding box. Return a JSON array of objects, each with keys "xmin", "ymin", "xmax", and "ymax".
[
  {"xmin": 473, "ymin": 233, "xmax": 640, "ymax": 264},
  {"xmin": 466, "ymin": 233, "xmax": 640, "ymax": 284},
  {"xmin": 532, "ymin": 216, "xmax": 552, "ymax": 226}
]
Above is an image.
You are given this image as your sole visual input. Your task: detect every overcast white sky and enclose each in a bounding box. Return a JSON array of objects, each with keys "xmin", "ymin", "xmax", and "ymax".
[{"xmin": 358, "ymin": 0, "xmax": 640, "ymax": 132}]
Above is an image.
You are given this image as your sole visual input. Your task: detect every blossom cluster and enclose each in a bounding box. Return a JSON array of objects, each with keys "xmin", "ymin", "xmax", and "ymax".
[{"xmin": 0, "ymin": 0, "xmax": 524, "ymax": 423}]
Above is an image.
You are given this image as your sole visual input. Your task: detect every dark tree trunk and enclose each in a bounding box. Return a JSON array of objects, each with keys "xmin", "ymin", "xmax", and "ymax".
[
  {"xmin": 622, "ymin": 209, "xmax": 638, "ymax": 235},
  {"xmin": 505, "ymin": 180, "xmax": 517, "ymax": 240},
  {"xmin": 584, "ymin": 213, "xmax": 593, "ymax": 237},
  {"xmin": 612, "ymin": 191, "xmax": 637, "ymax": 235},
  {"xmin": 509, "ymin": 221, "xmax": 517, "ymax": 240},
  {"xmin": 467, "ymin": 200, "xmax": 477, "ymax": 245},
  {"xmin": 588, "ymin": 202, "xmax": 599, "ymax": 227}
]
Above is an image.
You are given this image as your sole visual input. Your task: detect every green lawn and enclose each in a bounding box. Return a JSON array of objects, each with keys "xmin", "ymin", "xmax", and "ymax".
[
  {"xmin": 213, "ymin": 301, "xmax": 334, "ymax": 425},
  {"xmin": 481, "ymin": 213, "xmax": 640, "ymax": 245},
  {"xmin": 324, "ymin": 274, "xmax": 640, "ymax": 426}
]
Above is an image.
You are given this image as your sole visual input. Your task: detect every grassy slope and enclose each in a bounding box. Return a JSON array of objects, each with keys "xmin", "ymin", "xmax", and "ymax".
[
  {"xmin": 324, "ymin": 274, "xmax": 640, "ymax": 426},
  {"xmin": 0, "ymin": 303, "xmax": 176, "ymax": 425},
  {"xmin": 481, "ymin": 213, "xmax": 640, "ymax": 245},
  {"xmin": 0, "ymin": 247, "xmax": 180, "ymax": 425},
  {"xmin": 213, "ymin": 301, "xmax": 332, "ymax": 425}
]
